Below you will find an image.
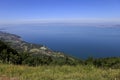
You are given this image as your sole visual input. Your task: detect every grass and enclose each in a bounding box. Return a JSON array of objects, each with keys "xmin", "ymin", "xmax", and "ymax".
[{"xmin": 0, "ymin": 63, "xmax": 120, "ymax": 80}]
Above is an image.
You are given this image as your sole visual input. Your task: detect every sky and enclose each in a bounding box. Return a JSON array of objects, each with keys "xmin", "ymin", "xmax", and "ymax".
[{"xmin": 0, "ymin": 0, "xmax": 120, "ymax": 24}]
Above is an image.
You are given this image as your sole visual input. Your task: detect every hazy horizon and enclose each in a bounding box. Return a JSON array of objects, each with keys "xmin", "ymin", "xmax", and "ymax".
[
  {"xmin": 0, "ymin": 0, "xmax": 120, "ymax": 25},
  {"xmin": 0, "ymin": 0, "xmax": 120, "ymax": 58}
]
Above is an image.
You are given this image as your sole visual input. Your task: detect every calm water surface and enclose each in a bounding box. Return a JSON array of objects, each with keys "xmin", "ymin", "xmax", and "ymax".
[{"xmin": 3, "ymin": 25, "xmax": 120, "ymax": 59}]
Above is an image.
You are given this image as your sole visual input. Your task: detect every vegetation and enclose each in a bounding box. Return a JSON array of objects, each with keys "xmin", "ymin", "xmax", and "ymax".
[
  {"xmin": 0, "ymin": 40, "xmax": 20, "ymax": 64},
  {"xmin": 0, "ymin": 39, "xmax": 120, "ymax": 80},
  {"xmin": 0, "ymin": 63, "xmax": 120, "ymax": 80},
  {"xmin": 0, "ymin": 40, "xmax": 120, "ymax": 68},
  {"xmin": 85, "ymin": 57, "xmax": 120, "ymax": 69},
  {"xmin": 0, "ymin": 40, "xmax": 79, "ymax": 66},
  {"xmin": 0, "ymin": 31, "xmax": 66, "ymax": 57},
  {"xmin": 1, "ymin": 31, "xmax": 119, "ymax": 68}
]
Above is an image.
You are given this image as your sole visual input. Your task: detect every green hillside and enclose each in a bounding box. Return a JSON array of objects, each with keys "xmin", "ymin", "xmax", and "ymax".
[{"xmin": 0, "ymin": 32, "xmax": 120, "ymax": 80}]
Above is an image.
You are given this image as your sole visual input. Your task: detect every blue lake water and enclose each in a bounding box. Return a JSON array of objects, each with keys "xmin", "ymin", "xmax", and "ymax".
[{"xmin": 2, "ymin": 25, "xmax": 120, "ymax": 59}]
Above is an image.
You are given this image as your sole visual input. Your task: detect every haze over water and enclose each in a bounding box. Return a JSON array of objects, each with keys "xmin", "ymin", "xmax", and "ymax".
[
  {"xmin": 3, "ymin": 24, "xmax": 120, "ymax": 59},
  {"xmin": 0, "ymin": 0, "xmax": 120, "ymax": 59}
]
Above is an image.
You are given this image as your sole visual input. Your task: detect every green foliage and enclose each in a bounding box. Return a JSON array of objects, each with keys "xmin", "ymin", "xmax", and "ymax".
[
  {"xmin": 0, "ymin": 64, "xmax": 120, "ymax": 80},
  {"xmin": 93, "ymin": 57, "xmax": 120, "ymax": 69},
  {"xmin": 22, "ymin": 54, "xmax": 53, "ymax": 66},
  {"xmin": 85, "ymin": 57, "xmax": 94, "ymax": 65},
  {"xmin": 0, "ymin": 40, "xmax": 120, "ymax": 69},
  {"xmin": 0, "ymin": 40, "xmax": 80, "ymax": 66},
  {"xmin": 0, "ymin": 40, "xmax": 20, "ymax": 64}
]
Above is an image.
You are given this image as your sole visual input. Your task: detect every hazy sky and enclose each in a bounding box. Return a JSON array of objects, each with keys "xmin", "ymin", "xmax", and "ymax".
[{"xmin": 0, "ymin": 0, "xmax": 120, "ymax": 24}]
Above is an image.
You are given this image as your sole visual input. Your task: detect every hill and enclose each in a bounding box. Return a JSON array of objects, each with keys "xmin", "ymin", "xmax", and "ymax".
[
  {"xmin": 0, "ymin": 31, "xmax": 120, "ymax": 68},
  {"xmin": 0, "ymin": 31, "xmax": 79, "ymax": 66},
  {"xmin": 0, "ymin": 31, "xmax": 63, "ymax": 57}
]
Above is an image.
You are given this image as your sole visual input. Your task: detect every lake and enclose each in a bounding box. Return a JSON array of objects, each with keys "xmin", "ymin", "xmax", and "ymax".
[{"xmin": 2, "ymin": 24, "xmax": 120, "ymax": 59}]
